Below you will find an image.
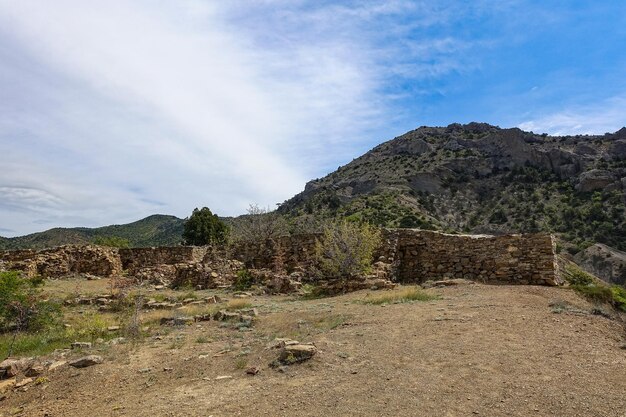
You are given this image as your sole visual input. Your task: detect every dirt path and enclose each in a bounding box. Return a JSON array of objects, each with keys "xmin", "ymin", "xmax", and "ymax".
[{"xmin": 2, "ymin": 283, "xmax": 625, "ymax": 416}]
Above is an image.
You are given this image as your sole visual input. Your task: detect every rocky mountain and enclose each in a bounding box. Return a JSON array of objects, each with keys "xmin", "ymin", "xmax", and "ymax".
[
  {"xmin": 0, "ymin": 214, "xmax": 184, "ymax": 250},
  {"xmin": 280, "ymin": 123, "xmax": 626, "ymax": 265}
]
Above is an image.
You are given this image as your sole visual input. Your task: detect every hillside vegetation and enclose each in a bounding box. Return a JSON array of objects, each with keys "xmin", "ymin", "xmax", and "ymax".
[
  {"xmin": 0, "ymin": 215, "xmax": 184, "ymax": 250},
  {"xmin": 280, "ymin": 123, "xmax": 626, "ymax": 256}
]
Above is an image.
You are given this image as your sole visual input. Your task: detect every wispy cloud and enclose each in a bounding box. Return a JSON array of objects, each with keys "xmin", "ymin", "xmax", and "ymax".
[{"xmin": 518, "ymin": 95, "xmax": 626, "ymax": 135}]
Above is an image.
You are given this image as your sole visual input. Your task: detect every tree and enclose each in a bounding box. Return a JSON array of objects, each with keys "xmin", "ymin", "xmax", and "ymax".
[
  {"xmin": 182, "ymin": 207, "xmax": 228, "ymax": 245},
  {"xmin": 312, "ymin": 220, "xmax": 381, "ymax": 279},
  {"xmin": 230, "ymin": 204, "xmax": 289, "ymax": 243}
]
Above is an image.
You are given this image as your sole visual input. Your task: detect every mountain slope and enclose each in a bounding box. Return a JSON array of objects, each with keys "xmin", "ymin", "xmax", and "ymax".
[
  {"xmin": 0, "ymin": 214, "xmax": 184, "ymax": 250},
  {"xmin": 280, "ymin": 123, "xmax": 626, "ymax": 253}
]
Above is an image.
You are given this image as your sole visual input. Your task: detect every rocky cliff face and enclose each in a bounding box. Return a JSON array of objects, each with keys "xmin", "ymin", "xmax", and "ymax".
[
  {"xmin": 280, "ymin": 123, "xmax": 626, "ymax": 278},
  {"xmin": 574, "ymin": 244, "xmax": 626, "ymax": 286}
]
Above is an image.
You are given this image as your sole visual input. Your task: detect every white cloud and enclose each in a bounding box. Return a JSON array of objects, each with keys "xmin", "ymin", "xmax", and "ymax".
[{"xmin": 518, "ymin": 95, "xmax": 626, "ymax": 135}]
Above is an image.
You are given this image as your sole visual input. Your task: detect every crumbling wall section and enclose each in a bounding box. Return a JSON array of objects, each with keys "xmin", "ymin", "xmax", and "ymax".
[
  {"xmin": 0, "ymin": 245, "xmax": 122, "ymax": 278},
  {"xmin": 231, "ymin": 234, "xmax": 319, "ymax": 272},
  {"xmin": 391, "ymin": 230, "xmax": 560, "ymax": 285}
]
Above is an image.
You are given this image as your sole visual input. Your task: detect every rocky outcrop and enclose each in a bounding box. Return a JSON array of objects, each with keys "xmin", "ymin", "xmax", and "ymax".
[
  {"xmin": 574, "ymin": 244, "xmax": 626, "ymax": 286},
  {"xmin": 576, "ymin": 169, "xmax": 616, "ymax": 192}
]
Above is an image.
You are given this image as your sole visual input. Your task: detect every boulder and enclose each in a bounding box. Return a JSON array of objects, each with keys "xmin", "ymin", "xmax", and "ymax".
[
  {"xmin": 0, "ymin": 358, "xmax": 34, "ymax": 379},
  {"xmin": 159, "ymin": 316, "xmax": 194, "ymax": 326},
  {"xmin": 213, "ymin": 310, "xmax": 246, "ymax": 322},
  {"xmin": 69, "ymin": 355, "xmax": 103, "ymax": 368},
  {"xmin": 276, "ymin": 344, "xmax": 317, "ymax": 365}
]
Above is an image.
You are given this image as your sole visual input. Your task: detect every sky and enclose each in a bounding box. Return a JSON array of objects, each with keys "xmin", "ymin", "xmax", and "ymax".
[{"xmin": 0, "ymin": 0, "xmax": 625, "ymax": 237}]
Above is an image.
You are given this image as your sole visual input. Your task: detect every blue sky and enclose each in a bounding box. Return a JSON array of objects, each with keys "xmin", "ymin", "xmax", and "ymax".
[{"xmin": 0, "ymin": 0, "xmax": 625, "ymax": 236}]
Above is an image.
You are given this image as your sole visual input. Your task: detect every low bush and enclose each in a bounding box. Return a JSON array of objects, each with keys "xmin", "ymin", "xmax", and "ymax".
[
  {"xmin": 0, "ymin": 271, "xmax": 61, "ymax": 334},
  {"xmin": 571, "ymin": 283, "xmax": 626, "ymax": 312}
]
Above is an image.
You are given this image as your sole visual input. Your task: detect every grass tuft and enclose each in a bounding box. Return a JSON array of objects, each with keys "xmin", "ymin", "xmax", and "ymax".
[
  {"xmin": 225, "ymin": 299, "xmax": 253, "ymax": 311},
  {"xmin": 359, "ymin": 287, "xmax": 438, "ymax": 305}
]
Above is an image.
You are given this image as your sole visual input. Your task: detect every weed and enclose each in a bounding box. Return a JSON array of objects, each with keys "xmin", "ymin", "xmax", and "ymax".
[
  {"xmin": 195, "ymin": 336, "xmax": 209, "ymax": 344},
  {"xmin": 234, "ymin": 357, "xmax": 248, "ymax": 369},
  {"xmin": 549, "ymin": 299, "xmax": 574, "ymax": 314},
  {"xmin": 34, "ymin": 377, "xmax": 49, "ymax": 385},
  {"xmin": 168, "ymin": 339, "xmax": 185, "ymax": 350},
  {"xmin": 300, "ymin": 284, "xmax": 325, "ymax": 300}
]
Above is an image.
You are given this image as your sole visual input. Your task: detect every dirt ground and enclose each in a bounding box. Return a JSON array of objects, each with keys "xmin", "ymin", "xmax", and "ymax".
[{"xmin": 1, "ymin": 282, "xmax": 625, "ymax": 417}]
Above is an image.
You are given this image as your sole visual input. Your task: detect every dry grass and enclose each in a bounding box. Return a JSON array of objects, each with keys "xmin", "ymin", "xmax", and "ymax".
[
  {"xmin": 358, "ymin": 287, "xmax": 438, "ymax": 305},
  {"xmin": 259, "ymin": 311, "xmax": 351, "ymax": 341},
  {"xmin": 225, "ymin": 299, "xmax": 253, "ymax": 311}
]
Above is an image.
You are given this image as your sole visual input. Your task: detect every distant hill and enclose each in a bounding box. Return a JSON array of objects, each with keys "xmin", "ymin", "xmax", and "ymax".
[
  {"xmin": 280, "ymin": 123, "xmax": 626, "ymax": 256},
  {"xmin": 0, "ymin": 214, "xmax": 184, "ymax": 250}
]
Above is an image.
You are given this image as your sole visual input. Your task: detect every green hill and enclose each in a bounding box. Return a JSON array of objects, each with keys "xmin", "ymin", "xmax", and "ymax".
[{"xmin": 0, "ymin": 214, "xmax": 184, "ymax": 250}]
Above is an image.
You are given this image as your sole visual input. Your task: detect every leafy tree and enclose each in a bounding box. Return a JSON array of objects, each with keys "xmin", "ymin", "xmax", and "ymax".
[{"xmin": 182, "ymin": 207, "xmax": 228, "ymax": 245}]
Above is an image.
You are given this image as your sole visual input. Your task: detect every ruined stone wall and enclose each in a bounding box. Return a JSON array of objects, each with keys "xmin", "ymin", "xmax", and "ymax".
[
  {"xmin": 231, "ymin": 234, "xmax": 319, "ymax": 272},
  {"xmin": 228, "ymin": 229, "xmax": 560, "ymax": 286},
  {"xmin": 0, "ymin": 230, "xmax": 560, "ymax": 286},
  {"xmin": 389, "ymin": 230, "xmax": 560, "ymax": 285},
  {"xmin": 119, "ymin": 247, "xmax": 207, "ymax": 273},
  {"xmin": 0, "ymin": 249, "xmax": 38, "ymax": 262},
  {"xmin": 0, "ymin": 245, "xmax": 122, "ymax": 278}
]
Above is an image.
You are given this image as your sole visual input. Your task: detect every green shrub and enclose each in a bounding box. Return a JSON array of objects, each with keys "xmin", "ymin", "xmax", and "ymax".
[
  {"xmin": 0, "ymin": 271, "xmax": 61, "ymax": 333},
  {"xmin": 610, "ymin": 286, "xmax": 626, "ymax": 312},
  {"xmin": 563, "ymin": 265, "xmax": 594, "ymax": 286},
  {"xmin": 571, "ymin": 284, "xmax": 614, "ymax": 304},
  {"xmin": 234, "ymin": 269, "xmax": 254, "ymax": 291},
  {"xmin": 313, "ymin": 220, "xmax": 381, "ymax": 279},
  {"xmin": 571, "ymin": 283, "xmax": 626, "ymax": 312}
]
